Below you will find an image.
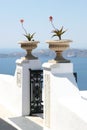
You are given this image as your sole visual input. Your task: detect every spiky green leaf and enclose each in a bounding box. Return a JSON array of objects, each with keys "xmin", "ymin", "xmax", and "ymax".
[{"xmin": 24, "ymin": 32, "xmax": 35, "ymax": 41}]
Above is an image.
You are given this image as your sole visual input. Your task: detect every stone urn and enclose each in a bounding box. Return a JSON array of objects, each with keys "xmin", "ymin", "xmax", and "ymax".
[
  {"xmin": 46, "ymin": 39, "xmax": 72, "ymax": 63},
  {"xmin": 18, "ymin": 41, "xmax": 39, "ymax": 60}
]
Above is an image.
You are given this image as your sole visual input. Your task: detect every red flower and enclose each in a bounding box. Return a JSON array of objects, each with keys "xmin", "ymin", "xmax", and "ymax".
[
  {"xmin": 20, "ymin": 19, "xmax": 35, "ymax": 41},
  {"xmin": 49, "ymin": 16, "xmax": 53, "ymax": 22},
  {"xmin": 49, "ymin": 16, "xmax": 66, "ymax": 40},
  {"xmin": 20, "ymin": 19, "xmax": 24, "ymax": 23}
]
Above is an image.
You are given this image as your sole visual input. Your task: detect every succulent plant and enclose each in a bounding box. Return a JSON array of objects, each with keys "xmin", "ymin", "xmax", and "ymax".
[
  {"xmin": 49, "ymin": 16, "xmax": 66, "ymax": 40},
  {"xmin": 20, "ymin": 19, "xmax": 35, "ymax": 41}
]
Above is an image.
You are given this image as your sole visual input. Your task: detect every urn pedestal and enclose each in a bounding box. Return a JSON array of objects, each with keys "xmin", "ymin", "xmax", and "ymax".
[
  {"xmin": 46, "ymin": 39, "xmax": 72, "ymax": 63},
  {"xmin": 18, "ymin": 41, "xmax": 39, "ymax": 60}
]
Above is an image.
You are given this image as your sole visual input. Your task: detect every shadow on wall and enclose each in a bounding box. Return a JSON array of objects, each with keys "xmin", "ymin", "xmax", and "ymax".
[{"xmin": 53, "ymin": 73, "xmax": 78, "ymax": 89}]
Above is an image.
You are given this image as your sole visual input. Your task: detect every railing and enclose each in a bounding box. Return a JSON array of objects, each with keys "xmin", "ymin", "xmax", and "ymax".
[{"xmin": 29, "ymin": 69, "xmax": 43, "ymax": 115}]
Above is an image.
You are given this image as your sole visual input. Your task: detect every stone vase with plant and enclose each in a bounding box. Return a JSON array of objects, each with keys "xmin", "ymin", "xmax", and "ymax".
[
  {"xmin": 46, "ymin": 16, "xmax": 72, "ymax": 62},
  {"xmin": 18, "ymin": 19, "xmax": 39, "ymax": 60}
]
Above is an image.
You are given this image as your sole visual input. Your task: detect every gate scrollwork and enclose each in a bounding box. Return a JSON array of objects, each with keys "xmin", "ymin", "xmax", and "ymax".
[{"xmin": 29, "ymin": 69, "xmax": 43, "ymax": 115}]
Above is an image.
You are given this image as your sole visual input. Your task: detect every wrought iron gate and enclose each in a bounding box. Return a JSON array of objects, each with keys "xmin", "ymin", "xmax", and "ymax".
[{"xmin": 29, "ymin": 69, "xmax": 43, "ymax": 115}]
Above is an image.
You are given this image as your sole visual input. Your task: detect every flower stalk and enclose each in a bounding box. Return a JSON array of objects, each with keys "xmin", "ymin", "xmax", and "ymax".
[
  {"xmin": 20, "ymin": 19, "xmax": 27, "ymax": 35},
  {"xmin": 49, "ymin": 16, "xmax": 66, "ymax": 40},
  {"xmin": 20, "ymin": 19, "xmax": 35, "ymax": 41}
]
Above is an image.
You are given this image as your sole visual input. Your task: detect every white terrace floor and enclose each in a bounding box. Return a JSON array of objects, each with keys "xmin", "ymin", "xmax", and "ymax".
[
  {"xmin": 0, "ymin": 105, "xmax": 43, "ymax": 130},
  {"xmin": 0, "ymin": 97, "xmax": 43, "ymax": 130},
  {"xmin": 0, "ymin": 104, "xmax": 43, "ymax": 130}
]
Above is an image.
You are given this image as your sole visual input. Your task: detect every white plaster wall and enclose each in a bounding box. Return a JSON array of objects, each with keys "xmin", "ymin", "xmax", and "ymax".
[
  {"xmin": 0, "ymin": 59, "xmax": 42, "ymax": 116},
  {"xmin": 43, "ymin": 70, "xmax": 51, "ymax": 128},
  {"xmin": 50, "ymin": 99, "xmax": 87, "ymax": 130},
  {"xmin": 43, "ymin": 62, "xmax": 73, "ymax": 73},
  {"xmin": 50, "ymin": 73, "xmax": 87, "ymax": 130},
  {"xmin": 0, "ymin": 74, "xmax": 22, "ymax": 116},
  {"xmin": 50, "ymin": 73, "xmax": 80, "ymax": 99},
  {"xmin": 15, "ymin": 59, "xmax": 42, "ymax": 116},
  {"xmin": 43, "ymin": 62, "xmax": 87, "ymax": 130}
]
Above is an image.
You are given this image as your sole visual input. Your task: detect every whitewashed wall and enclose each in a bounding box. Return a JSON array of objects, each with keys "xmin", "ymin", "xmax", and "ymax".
[
  {"xmin": 43, "ymin": 62, "xmax": 87, "ymax": 130},
  {"xmin": 15, "ymin": 58, "xmax": 42, "ymax": 116}
]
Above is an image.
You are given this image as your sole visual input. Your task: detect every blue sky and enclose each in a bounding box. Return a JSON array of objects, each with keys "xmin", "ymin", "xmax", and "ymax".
[{"xmin": 0, "ymin": 0, "xmax": 87, "ymax": 49}]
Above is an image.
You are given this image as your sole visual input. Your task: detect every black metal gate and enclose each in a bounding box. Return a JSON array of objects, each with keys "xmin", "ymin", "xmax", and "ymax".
[{"xmin": 29, "ymin": 69, "xmax": 43, "ymax": 115}]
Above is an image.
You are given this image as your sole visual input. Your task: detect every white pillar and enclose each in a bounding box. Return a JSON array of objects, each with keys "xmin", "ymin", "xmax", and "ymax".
[
  {"xmin": 43, "ymin": 62, "xmax": 80, "ymax": 129},
  {"xmin": 15, "ymin": 58, "xmax": 42, "ymax": 116}
]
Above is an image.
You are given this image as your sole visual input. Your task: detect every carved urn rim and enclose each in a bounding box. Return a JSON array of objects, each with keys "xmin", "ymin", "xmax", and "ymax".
[
  {"xmin": 18, "ymin": 40, "xmax": 40, "ymax": 44},
  {"xmin": 18, "ymin": 40, "xmax": 40, "ymax": 51},
  {"xmin": 46, "ymin": 39, "xmax": 72, "ymax": 45}
]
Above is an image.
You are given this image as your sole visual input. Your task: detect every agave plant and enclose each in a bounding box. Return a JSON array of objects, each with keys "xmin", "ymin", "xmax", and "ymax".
[
  {"xmin": 52, "ymin": 26, "xmax": 66, "ymax": 40},
  {"xmin": 49, "ymin": 16, "xmax": 66, "ymax": 40},
  {"xmin": 24, "ymin": 33, "xmax": 35, "ymax": 41},
  {"xmin": 20, "ymin": 19, "xmax": 35, "ymax": 41}
]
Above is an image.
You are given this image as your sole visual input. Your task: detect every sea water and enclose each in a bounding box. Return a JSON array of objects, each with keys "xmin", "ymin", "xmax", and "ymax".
[
  {"xmin": 70, "ymin": 57, "xmax": 87, "ymax": 90},
  {"xmin": 0, "ymin": 49, "xmax": 87, "ymax": 90}
]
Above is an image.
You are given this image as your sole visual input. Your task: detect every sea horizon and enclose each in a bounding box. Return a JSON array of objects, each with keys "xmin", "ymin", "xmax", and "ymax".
[{"xmin": 0, "ymin": 48, "xmax": 87, "ymax": 90}]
